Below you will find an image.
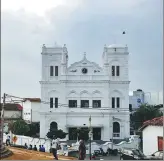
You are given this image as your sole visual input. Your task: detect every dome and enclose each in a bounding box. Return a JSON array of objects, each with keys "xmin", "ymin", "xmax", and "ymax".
[{"xmin": 108, "ymin": 44, "xmax": 127, "ymax": 48}]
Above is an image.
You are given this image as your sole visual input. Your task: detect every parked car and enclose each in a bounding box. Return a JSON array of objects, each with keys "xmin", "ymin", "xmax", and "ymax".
[
  {"xmin": 147, "ymin": 151, "xmax": 163, "ymax": 160},
  {"xmin": 120, "ymin": 148, "xmax": 149, "ymax": 160}
]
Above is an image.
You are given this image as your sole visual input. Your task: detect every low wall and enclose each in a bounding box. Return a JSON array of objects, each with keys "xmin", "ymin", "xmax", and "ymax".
[
  {"xmin": 3, "ymin": 133, "xmax": 52, "ymax": 152},
  {"xmin": 3, "ymin": 133, "xmax": 139, "ymax": 155}
]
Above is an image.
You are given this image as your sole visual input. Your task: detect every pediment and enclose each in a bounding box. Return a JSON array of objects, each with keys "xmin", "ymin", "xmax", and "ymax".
[{"xmin": 67, "ymin": 54, "xmax": 102, "ymax": 74}]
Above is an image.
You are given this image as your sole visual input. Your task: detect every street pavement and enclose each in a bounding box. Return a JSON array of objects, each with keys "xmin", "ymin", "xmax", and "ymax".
[{"xmin": 85, "ymin": 154, "xmax": 120, "ymax": 160}]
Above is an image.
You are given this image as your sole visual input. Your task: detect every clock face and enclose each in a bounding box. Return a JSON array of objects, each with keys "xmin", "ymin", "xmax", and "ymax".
[{"xmin": 82, "ymin": 68, "xmax": 88, "ymax": 74}]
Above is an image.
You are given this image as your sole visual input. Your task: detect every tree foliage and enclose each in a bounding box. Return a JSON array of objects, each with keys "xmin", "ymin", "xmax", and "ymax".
[
  {"xmin": 130, "ymin": 104, "xmax": 163, "ymax": 131},
  {"xmin": 12, "ymin": 119, "xmax": 30, "ymax": 135},
  {"xmin": 25, "ymin": 122, "xmax": 40, "ymax": 137},
  {"xmin": 78, "ymin": 128, "xmax": 89, "ymax": 141},
  {"xmin": 72, "ymin": 128, "xmax": 89, "ymax": 141},
  {"xmin": 46, "ymin": 122, "xmax": 68, "ymax": 139}
]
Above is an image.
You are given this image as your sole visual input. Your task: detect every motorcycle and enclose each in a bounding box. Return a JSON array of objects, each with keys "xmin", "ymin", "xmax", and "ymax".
[
  {"xmin": 94, "ymin": 148, "xmax": 108, "ymax": 156},
  {"xmin": 91, "ymin": 153, "xmax": 97, "ymax": 160}
]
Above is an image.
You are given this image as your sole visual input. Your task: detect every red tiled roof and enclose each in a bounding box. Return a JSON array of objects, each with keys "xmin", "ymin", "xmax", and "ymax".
[
  {"xmin": 139, "ymin": 116, "xmax": 163, "ymax": 131},
  {"xmin": 23, "ymin": 98, "xmax": 41, "ymax": 102},
  {"xmin": 0, "ymin": 103, "xmax": 23, "ymax": 111}
]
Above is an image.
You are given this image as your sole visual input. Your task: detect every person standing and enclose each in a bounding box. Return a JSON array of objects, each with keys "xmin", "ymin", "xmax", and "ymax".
[
  {"xmin": 33, "ymin": 145, "xmax": 38, "ymax": 151},
  {"xmin": 51, "ymin": 137, "xmax": 60, "ymax": 160},
  {"xmin": 78, "ymin": 140, "xmax": 86, "ymax": 160},
  {"xmin": 6, "ymin": 135, "xmax": 11, "ymax": 146},
  {"xmin": 42, "ymin": 145, "xmax": 45, "ymax": 152},
  {"xmin": 39, "ymin": 145, "xmax": 42, "ymax": 152},
  {"xmin": 24, "ymin": 143, "xmax": 28, "ymax": 149}
]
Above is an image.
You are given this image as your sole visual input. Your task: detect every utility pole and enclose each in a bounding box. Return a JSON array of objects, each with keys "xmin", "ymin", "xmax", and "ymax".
[
  {"xmin": 1, "ymin": 93, "xmax": 6, "ymax": 150},
  {"xmin": 89, "ymin": 115, "xmax": 92, "ymax": 160},
  {"xmin": 31, "ymin": 109, "xmax": 32, "ymax": 123},
  {"xmin": 111, "ymin": 116, "xmax": 114, "ymax": 150}
]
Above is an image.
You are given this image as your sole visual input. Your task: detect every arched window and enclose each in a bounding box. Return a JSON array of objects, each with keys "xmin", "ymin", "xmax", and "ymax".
[
  {"xmin": 113, "ymin": 122, "xmax": 120, "ymax": 137},
  {"xmin": 50, "ymin": 122, "xmax": 58, "ymax": 130}
]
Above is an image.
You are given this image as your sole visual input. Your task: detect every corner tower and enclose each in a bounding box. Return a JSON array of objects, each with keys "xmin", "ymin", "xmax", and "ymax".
[{"xmin": 102, "ymin": 44, "xmax": 129, "ymax": 81}]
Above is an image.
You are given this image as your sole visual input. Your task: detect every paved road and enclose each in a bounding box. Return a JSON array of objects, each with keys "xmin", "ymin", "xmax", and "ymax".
[{"xmin": 85, "ymin": 154, "xmax": 120, "ymax": 160}]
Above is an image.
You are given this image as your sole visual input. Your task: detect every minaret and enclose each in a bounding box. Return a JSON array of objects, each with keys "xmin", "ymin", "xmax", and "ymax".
[
  {"xmin": 102, "ymin": 44, "xmax": 109, "ymax": 74},
  {"xmin": 61, "ymin": 44, "xmax": 68, "ymax": 74}
]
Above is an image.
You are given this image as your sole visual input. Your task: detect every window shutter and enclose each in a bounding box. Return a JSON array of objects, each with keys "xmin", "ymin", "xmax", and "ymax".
[
  {"xmin": 55, "ymin": 98, "xmax": 58, "ymax": 108},
  {"xmin": 112, "ymin": 97, "xmax": 115, "ymax": 108},
  {"xmin": 50, "ymin": 98, "xmax": 53, "ymax": 108},
  {"xmin": 116, "ymin": 66, "xmax": 120, "ymax": 76},
  {"xmin": 50, "ymin": 66, "xmax": 54, "ymax": 76},
  {"xmin": 55, "ymin": 66, "xmax": 58, "ymax": 76},
  {"xmin": 112, "ymin": 66, "xmax": 115, "ymax": 76},
  {"xmin": 116, "ymin": 97, "xmax": 120, "ymax": 108}
]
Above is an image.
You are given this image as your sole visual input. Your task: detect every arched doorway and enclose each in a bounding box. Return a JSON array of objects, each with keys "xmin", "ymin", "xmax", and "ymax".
[
  {"xmin": 113, "ymin": 122, "xmax": 120, "ymax": 137},
  {"xmin": 50, "ymin": 122, "xmax": 58, "ymax": 130}
]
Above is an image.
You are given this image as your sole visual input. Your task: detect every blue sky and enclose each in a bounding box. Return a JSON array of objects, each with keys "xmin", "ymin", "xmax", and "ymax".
[{"xmin": 1, "ymin": 0, "xmax": 163, "ymax": 99}]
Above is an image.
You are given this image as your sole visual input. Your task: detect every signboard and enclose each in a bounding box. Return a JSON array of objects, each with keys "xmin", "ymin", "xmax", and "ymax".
[
  {"xmin": 137, "ymin": 98, "xmax": 141, "ymax": 103},
  {"xmin": 157, "ymin": 136, "xmax": 163, "ymax": 151}
]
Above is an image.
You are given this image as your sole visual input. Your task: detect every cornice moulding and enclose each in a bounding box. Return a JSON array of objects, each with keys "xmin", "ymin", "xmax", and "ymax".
[{"xmin": 40, "ymin": 80, "xmax": 130, "ymax": 84}]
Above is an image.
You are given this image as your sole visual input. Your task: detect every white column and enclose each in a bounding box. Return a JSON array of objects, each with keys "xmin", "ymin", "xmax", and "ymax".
[
  {"xmin": 77, "ymin": 98, "xmax": 80, "ymax": 108},
  {"xmin": 102, "ymin": 116, "xmax": 111, "ymax": 141},
  {"xmin": 103, "ymin": 83, "xmax": 109, "ymax": 108},
  {"xmin": 40, "ymin": 115, "xmax": 46, "ymax": 138},
  {"xmin": 89, "ymin": 98, "xmax": 92, "ymax": 108}
]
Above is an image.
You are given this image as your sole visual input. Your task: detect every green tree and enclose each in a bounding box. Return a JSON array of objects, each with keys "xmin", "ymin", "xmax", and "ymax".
[
  {"xmin": 46, "ymin": 122, "xmax": 68, "ymax": 139},
  {"xmin": 72, "ymin": 128, "xmax": 89, "ymax": 142},
  {"xmin": 12, "ymin": 119, "xmax": 30, "ymax": 135},
  {"xmin": 25, "ymin": 122, "xmax": 40, "ymax": 137},
  {"xmin": 131, "ymin": 103, "xmax": 163, "ymax": 131}
]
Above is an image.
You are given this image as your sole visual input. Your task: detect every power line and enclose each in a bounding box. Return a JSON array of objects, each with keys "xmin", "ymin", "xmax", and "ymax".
[
  {"xmin": 41, "ymin": 100, "xmax": 130, "ymax": 111},
  {"xmin": 2, "ymin": 94, "xmax": 157, "ymax": 130},
  {"xmin": 4, "ymin": 94, "xmax": 130, "ymax": 110}
]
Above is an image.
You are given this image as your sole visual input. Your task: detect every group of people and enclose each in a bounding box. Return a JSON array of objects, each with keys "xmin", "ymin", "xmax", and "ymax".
[
  {"xmin": 6, "ymin": 135, "xmax": 86, "ymax": 160},
  {"xmin": 24, "ymin": 143, "xmax": 45, "ymax": 152},
  {"xmin": 51, "ymin": 137, "xmax": 86, "ymax": 160}
]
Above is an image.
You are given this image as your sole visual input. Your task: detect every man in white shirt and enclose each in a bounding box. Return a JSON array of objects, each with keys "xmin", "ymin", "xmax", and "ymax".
[
  {"xmin": 6, "ymin": 135, "xmax": 11, "ymax": 146},
  {"xmin": 51, "ymin": 138, "xmax": 60, "ymax": 160}
]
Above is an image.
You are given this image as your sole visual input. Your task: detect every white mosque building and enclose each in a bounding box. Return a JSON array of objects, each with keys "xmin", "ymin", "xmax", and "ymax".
[{"xmin": 39, "ymin": 43, "xmax": 130, "ymax": 141}]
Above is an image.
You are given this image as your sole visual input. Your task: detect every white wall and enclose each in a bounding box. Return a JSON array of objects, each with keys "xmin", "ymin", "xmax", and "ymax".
[
  {"xmin": 22, "ymin": 101, "xmax": 41, "ymax": 123},
  {"xmin": 40, "ymin": 44, "xmax": 130, "ymax": 140},
  {"xmin": 142, "ymin": 126, "xmax": 163, "ymax": 155},
  {"xmin": 3, "ymin": 133, "xmax": 139, "ymax": 155},
  {"xmin": 31, "ymin": 102, "xmax": 41, "ymax": 122},
  {"xmin": 22, "ymin": 100, "xmax": 31, "ymax": 122},
  {"xmin": 4, "ymin": 111, "xmax": 22, "ymax": 118},
  {"xmin": 40, "ymin": 109, "xmax": 130, "ymax": 140}
]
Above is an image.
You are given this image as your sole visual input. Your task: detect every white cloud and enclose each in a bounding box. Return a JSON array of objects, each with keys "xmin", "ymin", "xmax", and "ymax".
[
  {"xmin": 1, "ymin": 0, "xmax": 83, "ymax": 17},
  {"xmin": 2, "ymin": 0, "xmax": 147, "ymax": 17},
  {"xmin": 1, "ymin": 0, "xmax": 65, "ymax": 16},
  {"xmin": 1, "ymin": 0, "xmax": 162, "ymax": 97}
]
